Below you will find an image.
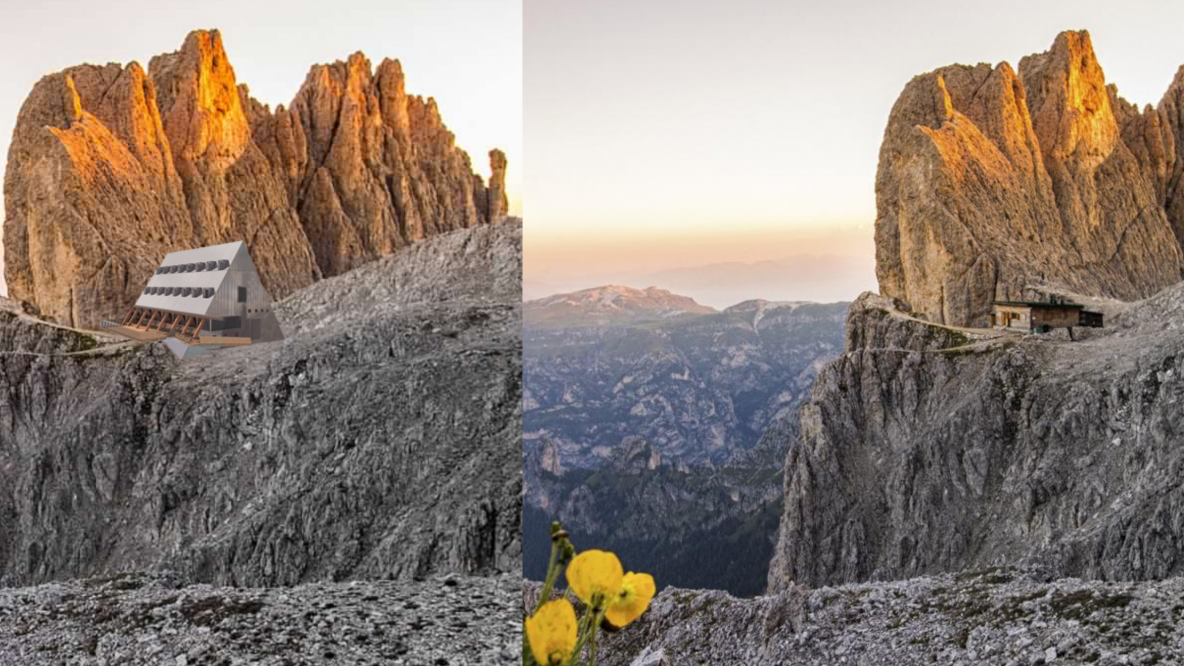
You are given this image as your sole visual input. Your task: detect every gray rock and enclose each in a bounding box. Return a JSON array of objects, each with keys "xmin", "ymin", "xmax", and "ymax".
[
  {"xmin": 0, "ymin": 221, "xmax": 522, "ymax": 588},
  {"xmin": 769, "ymin": 285, "xmax": 1184, "ymax": 592},
  {"xmin": 568, "ymin": 569, "xmax": 1184, "ymax": 665},
  {"xmin": 0, "ymin": 572, "xmax": 521, "ymax": 665}
]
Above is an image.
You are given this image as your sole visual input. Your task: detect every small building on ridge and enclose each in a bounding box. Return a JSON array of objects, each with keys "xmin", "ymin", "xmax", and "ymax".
[
  {"xmin": 106, "ymin": 242, "xmax": 284, "ymax": 359},
  {"xmin": 991, "ymin": 296, "xmax": 1103, "ymax": 335}
]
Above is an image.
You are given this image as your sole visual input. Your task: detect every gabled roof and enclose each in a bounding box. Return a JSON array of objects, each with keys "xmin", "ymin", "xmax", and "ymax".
[{"xmin": 133, "ymin": 242, "xmax": 246, "ymax": 317}]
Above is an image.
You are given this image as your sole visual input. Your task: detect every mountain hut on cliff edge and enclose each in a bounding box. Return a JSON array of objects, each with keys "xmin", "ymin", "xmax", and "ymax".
[
  {"xmin": 991, "ymin": 295, "xmax": 1103, "ymax": 337},
  {"xmin": 105, "ymin": 242, "xmax": 284, "ymax": 359}
]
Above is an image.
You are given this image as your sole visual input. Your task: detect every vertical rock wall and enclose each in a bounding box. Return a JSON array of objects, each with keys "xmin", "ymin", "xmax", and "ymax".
[
  {"xmin": 875, "ymin": 31, "xmax": 1184, "ymax": 327},
  {"xmin": 3, "ymin": 29, "xmax": 509, "ymax": 328}
]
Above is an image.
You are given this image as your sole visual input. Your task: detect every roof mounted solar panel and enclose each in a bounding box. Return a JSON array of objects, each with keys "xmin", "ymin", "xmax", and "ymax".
[{"xmin": 124, "ymin": 240, "xmax": 285, "ymax": 357}]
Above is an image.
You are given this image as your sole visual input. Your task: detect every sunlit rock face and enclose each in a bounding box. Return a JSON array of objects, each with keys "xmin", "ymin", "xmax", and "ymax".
[
  {"xmin": 3, "ymin": 29, "xmax": 508, "ymax": 328},
  {"xmin": 876, "ymin": 30, "xmax": 1184, "ymax": 327}
]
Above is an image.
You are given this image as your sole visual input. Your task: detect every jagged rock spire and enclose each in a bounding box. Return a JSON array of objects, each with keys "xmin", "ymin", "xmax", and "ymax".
[
  {"xmin": 3, "ymin": 29, "xmax": 509, "ymax": 328},
  {"xmin": 875, "ymin": 30, "xmax": 1184, "ymax": 327}
]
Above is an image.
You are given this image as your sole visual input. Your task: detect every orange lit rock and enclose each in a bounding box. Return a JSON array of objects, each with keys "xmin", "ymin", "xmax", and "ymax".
[
  {"xmin": 3, "ymin": 29, "xmax": 508, "ymax": 328},
  {"xmin": 876, "ymin": 30, "xmax": 1184, "ymax": 326}
]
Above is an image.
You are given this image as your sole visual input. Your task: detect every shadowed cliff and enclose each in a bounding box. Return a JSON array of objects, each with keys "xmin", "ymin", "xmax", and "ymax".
[{"xmin": 0, "ymin": 221, "xmax": 522, "ymax": 588}]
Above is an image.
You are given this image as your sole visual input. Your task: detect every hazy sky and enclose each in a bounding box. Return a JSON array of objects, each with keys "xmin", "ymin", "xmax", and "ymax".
[
  {"xmin": 0, "ymin": 0, "xmax": 521, "ymax": 297},
  {"xmin": 525, "ymin": 0, "xmax": 1184, "ymax": 304}
]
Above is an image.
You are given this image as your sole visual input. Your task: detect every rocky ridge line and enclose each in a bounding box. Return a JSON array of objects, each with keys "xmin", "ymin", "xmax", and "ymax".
[
  {"xmin": 767, "ymin": 281, "xmax": 1184, "ymax": 593},
  {"xmin": 3, "ymin": 29, "xmax": 509, "ymax": 328},
  {"xmin": 0, "ymin": 221, "xmax": 522, "ymax": 589}
]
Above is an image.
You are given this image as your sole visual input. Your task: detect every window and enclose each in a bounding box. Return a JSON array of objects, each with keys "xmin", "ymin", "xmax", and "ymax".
[
  {"xmin": 238, "ymin": 287, "xmax": 247, "ymax": 303},
  {"xmin": 218, "ymin": 260, "xmax": 230, "ymax": 270}
]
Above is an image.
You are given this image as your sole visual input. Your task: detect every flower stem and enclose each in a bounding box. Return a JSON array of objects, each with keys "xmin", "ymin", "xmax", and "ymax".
[
  {"xmin": 566, "ymin": 606, "xmax": 606, "ymax": 666},
  {"xmin": 589, "ymin": 622, "xmax": 599, "ymax": 666},
  {"xmin": 534, "ymin": 539, "xmax": 561, "ymax": 614}
]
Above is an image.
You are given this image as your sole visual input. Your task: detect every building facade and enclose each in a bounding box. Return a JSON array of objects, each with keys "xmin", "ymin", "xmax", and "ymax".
[
  {"xmin": 991, "ymin": 298, "xmax": 1103, "ymax": 334},
  {"xmin": 107, "ymin": 242, "xmax": 284, "ymax": 359}
]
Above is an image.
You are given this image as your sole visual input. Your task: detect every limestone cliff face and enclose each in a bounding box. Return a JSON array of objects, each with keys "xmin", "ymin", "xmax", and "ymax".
[
  {"xmin": 876, "ymin": 31, "xmax": 1184, "ymax": 327},
  {"xmin": 767, "ymin": 287, "xmax": 1184, "ymax": 592},
  {"xmin": 3, "ymin": 29, "xmax": 508, "ymax": 328}
]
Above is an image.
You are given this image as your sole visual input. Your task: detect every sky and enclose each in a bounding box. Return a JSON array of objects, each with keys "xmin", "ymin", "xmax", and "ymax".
[
  {"xmin": 0, "ymin": 0, "xmax": 521, "ymax": 297},
  {"xmin": 525, "ymin": 0, "xmax": 1184, "ymax": 305}
]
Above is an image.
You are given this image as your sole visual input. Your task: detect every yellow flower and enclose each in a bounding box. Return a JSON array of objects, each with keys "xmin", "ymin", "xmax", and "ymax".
[
  {"xmin": 605, "ymin": 572, "xmax": 656, "ymax": 628},
  {"xmin": 566, "ymin": 550, "xmax": 624, "ymax": 607},
  {"xmin": 525, "ymin": 599, "xmax": 578, "ymax": 665}
]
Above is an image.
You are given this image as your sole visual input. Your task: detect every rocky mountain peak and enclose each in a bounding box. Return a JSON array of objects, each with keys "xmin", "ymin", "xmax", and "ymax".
[
  {"xmin": 1019, "ymin": 30, "xmax": 1116, "ymax": 166},
  {"xmin": 875, "ymin": 29, "xmax": 1184, "ymax": 327},
  {"xmin": 524, "ymin": 285, "xmax": 716, "ymax": 328},
  {"xmin": 607, "ymin": 436, "xmax": 662, "ymax": 474},
  {"xmin": 149, "ymin": 29, "xmax": 249, "ymax": 168},
  {"xmin": 4, "ymin": 29, "xmax": 510, "ymax": 329}
]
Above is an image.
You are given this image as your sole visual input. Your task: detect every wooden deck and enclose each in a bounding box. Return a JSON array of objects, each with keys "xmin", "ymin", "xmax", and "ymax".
[
  {"xmin": 196, "ymin": 336, "xmax": 252, "ymax": 347},
  {"xmin": 111, "ymin": 307, "xmax": 252, "ymax": 349},
  {"xmin": 106, "ymin": 326, "xmax": 168, "ymax": 342}
]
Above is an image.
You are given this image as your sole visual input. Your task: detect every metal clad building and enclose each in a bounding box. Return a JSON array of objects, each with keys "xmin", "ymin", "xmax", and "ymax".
[{"xmin": 110, "ymin": 242, "xmax": 284, "ymax": 359}]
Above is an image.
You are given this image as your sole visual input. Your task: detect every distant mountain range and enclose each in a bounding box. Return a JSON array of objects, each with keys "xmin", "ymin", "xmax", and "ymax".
[
  {"xmin": 523, "ymin": 285, "xmax": 848, "ymax": 595},
  {"xmin": 524, "ymin": 254, "xmax": 875, "ymax": 308},
  {"xmin": 524, "ymin": 286, "xmax": 846, "ymax": 466},
  {"xmin": 524, "ymin": 285, "xmax": 715, "ymax": 328}
]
